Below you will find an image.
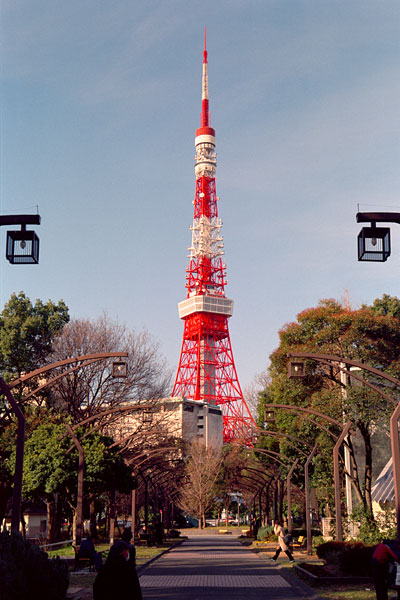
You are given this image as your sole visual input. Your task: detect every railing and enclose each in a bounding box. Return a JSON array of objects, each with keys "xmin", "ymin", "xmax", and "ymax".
[{"xmin": 38, "ymin": 538, "xmax": 76, "ymax": 551}]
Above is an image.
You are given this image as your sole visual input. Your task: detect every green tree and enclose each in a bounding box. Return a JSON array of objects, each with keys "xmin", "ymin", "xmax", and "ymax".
[
  {"xmin": 20, "ymin": 420, "xmax": 135, "ymax": 542},
  {"xmin": 0, "ymin": 292, "xmax": 69, "ymax": 528},
  {"xmin": 0, "ymin": 291, "xmax": 69, "ymax": 380},
  {"xmin": 258, "ymin": 296, "xmax": 400, "ymax": 515},
  {"xmin": 368, "ymin": 293, "xmax": 400, "ymax": 320}
]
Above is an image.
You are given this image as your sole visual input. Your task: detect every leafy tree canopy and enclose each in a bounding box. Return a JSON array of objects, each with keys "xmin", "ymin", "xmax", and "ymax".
[
  {"xmin": 257, "ymin": 295, "xmax": 400, "ymax": 511},
  {"xmin": 0, "ymin": 291, "xmax": 69, "ymax": 378},
  {"xmin": 20, "ymin": 420, "xmax": 135, "ymax": 504},
  {"xmin": 367, "ymin": 294, "xmax": 400, "ymax": 320}
]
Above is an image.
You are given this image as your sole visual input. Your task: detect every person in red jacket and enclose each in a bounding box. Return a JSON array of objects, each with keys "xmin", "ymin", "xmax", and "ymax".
[{"xmin": 371, "ymin": 540, "xmax": 400, "ymax": 600}]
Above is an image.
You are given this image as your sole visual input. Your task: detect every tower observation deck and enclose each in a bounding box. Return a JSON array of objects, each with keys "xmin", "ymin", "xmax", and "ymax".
[{"xmin": 172, "ymin": 33, "xmax": 256, "ymax": 444}]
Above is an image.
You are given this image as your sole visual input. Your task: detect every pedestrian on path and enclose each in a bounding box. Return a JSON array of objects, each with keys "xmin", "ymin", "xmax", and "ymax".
[
  {"xmin": 371, "ymin": 540, "xmax": 400, "ymax": 600},
  {"xmin": 121, "ymin": 527, "xmax": 137, "ymax": 566},
  {"xmin": 271, "ymin": 520, "xmax": 295, "ymax": 563},
  {"xmin": 93, "ymin": 540, "xmax": 142, "ymax": 600}
]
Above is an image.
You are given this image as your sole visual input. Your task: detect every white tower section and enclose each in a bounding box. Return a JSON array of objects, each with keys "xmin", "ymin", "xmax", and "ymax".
[{"xmin": 178, "ymin": 36, "xmax": 234, "ymax": 322}]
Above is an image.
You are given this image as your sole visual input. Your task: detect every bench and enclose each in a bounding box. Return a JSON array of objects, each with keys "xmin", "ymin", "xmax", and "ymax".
[
  {"xmin": 218, "ymin": 529, "xmax": 232, "ymax": 534},
  {"xmin": 72, "ymin": 544, "xmax": 95, "ymax": 571},
  {"xmin": 142, "ymin": 532, "xmax": 157, "ymax": 546},
  {"xmin": 291, "ymin": 535, "xmax": 306, "ymax": 550}
]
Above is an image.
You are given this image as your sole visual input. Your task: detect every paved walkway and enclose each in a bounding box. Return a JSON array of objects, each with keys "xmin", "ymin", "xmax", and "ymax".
[{"xmin": 139, "ymin": 535, "xmax": 322, "ymax": 600}]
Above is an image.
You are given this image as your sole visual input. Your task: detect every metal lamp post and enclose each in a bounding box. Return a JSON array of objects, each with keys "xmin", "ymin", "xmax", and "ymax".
[
  {"xmin": 0, "ymin": 379, "xmax": 26, "ymax": 534},
  {"xmin": 6, "ymin": 352, "xmax": 127, "ymax": 536},
  {"xmin": 265, "ymin": 399, "xmax": 353, "ymax": 542},
  {"xmin": 305, "ymin": 444, "xmax": 318, "ymax": 554},
  {"xmin": 288, "ymin": 351, "xmax": 400, "ymax": 540},
  {"xmin": 0, "ymin": 213, "xmax": 41, "ymax": 532},
  {"xmin": 67, "ymin": 359, "xmax": 128, "ymax": 546},
  {"xmin": 286, "ymin": 458, "xmax": 299, "ymax": 535}
]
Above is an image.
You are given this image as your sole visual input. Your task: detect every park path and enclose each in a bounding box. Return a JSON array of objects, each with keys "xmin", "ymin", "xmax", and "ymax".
[{"xmin": 139, "ymin": 534, "xmax": 321, "ymax": 600}]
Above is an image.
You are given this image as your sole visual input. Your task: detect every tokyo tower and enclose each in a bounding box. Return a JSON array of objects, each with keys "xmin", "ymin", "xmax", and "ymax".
[{"xmin": 172, "ymin": 32, "xmax": 256, "ymax": 444}]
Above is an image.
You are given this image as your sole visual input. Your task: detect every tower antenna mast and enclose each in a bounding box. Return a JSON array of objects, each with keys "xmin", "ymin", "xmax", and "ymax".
[{"xmin": 172, "ymin": 34, "xmax": 256, "ymax": 444}]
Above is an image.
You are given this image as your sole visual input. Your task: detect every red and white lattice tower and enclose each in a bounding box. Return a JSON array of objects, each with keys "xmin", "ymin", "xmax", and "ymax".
[{"xmin": 172, "ymin": 33, "xmax": 256, "ymax": 444}]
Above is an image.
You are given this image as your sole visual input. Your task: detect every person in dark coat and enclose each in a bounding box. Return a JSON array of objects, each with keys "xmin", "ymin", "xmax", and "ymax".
[
  {"xmin": 78, "ymin": 534, "xmax": 103, "ymax": 571},
  {"xmin": 121, "ymin": 527, "xmax": 137, "ymax": 567},
  {"xmin": 371, "ymin": 540, "xmax": 400, "ymax": 600},
  {"xmin": 93, "ymin": 540, "xmax": 142, "ymax": 600},
  {"xmin": 155, "ymin": 517, "xmax": 164, "ymax": 546}
]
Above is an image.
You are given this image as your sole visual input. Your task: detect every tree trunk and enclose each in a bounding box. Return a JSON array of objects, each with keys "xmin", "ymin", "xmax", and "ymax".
[
  {"xmin": 89, "ymin": 498, "xmax": 97, "ymax": 539},
  {"xmin": 347, "ymin": 435, "xmax": 364, "ymax": 506},
  {"xmin": 72, "ymin": 509, "xmax": 77, "ymax": 544},
  {"xmin": 360, "ymin": 423, "xmax": 373, "ymax": 513},
  {"xmin": 0, "ymin": 483, "xmax": 12, "ymax": 532},
  {"xmin": 54, "ymin": 495, "xmax": 63, "ymax": 541},
  {"xmin": 20, "ymin": 511, "xmax": 26, "ymax": 538},
  {"xmin": 109, "ymin": 489, "xmax": 116, "ymax": 545},
  {"xmin": 273, "ymin": 481, "xmax": 278, "ymax": 521},
  {"xmin": 265, "ymin": 484, "xmax": 270, "ymax": 525},
  {"xmin": 278, "ymin": 480, "xmax": 284, "ymax": 522},
  {"xmin": 46, "ymin": 497, "xmax": 57, "ymax": 543}
]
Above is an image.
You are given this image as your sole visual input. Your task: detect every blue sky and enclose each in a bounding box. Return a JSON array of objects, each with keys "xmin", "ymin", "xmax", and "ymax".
[{"xmin": 1, "ymin": 1, "xmax": 400, "ymax": 393}]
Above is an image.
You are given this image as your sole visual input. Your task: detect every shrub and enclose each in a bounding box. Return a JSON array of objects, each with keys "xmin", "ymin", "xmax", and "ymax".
[
  {"xmin": 312, "ymin": 535, "xmax": 325, "ymax": 551},
  {"xmin": 316, "ymin": 541, "xmax": 347, "ymax": 567},
  {"xmin": 351, "ymin": 507, "xmax": 396, "ymax": 545},
  {"xmin": 338, "ymin": 543, "xmax": 375, "ymax": 576},
  {"xmin": 168, "ymin": 529, "xmax": 181, "ymax": 538},
  {"xmin": 317, "ymin": 540, "xmax": 375, "ymax": 576},
  {"xmin": 257, "ymin": 525, "xmax": 274, "ymax": 541},
  {"xmin": 0, "ymin": 531, "xmax": 69, "ymax": 600}
]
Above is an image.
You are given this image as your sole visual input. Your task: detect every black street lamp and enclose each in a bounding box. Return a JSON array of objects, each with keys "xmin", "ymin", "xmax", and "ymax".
[
  {"xmin": 356, "ymin": 212, "xmax": 400, "ymax": 262},
  {"xmin": 0, "ymin": 214, "xmax": 41, "ymax": 264},
  {"xmin": 112, "ymin": 360, "xmax": 128, "ymax": 378},
  {"xmin": 288, "ymin": 361, "xmax": 306, "ymax": 378}
]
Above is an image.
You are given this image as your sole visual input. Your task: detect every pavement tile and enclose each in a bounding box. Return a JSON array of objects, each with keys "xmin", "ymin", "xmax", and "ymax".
[
  {"xmin": 140, "ymin": 574, "xmax": 290, "ymax": 588},
  {"xmin": 139, "ymin": 534, "xmax": 322, "ymax": 599}
]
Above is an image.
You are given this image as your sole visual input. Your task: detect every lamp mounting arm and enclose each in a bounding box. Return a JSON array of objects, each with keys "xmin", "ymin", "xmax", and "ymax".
[
  {"xmin": 0, "ymin": 215, "xmax": 41, "ymax": 227},
  {"xmin": 356, "ymin": 212, "xmax": 400, "ymax": 225}
]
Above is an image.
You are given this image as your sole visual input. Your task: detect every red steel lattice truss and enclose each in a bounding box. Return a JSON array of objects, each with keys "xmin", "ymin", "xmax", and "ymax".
[{"xmin": 172, "ymin": 33, "xmax": 256, "ymax": 444}]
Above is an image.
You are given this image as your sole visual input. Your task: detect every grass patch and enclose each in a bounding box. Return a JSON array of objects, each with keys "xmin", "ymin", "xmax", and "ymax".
[
  {"xmin": 47, "ymin": 543, "xmax": 110, "ymax": 559},
  {"xmin": 136, "ymin": 545, "xmax": 169, "ymax": 565},
  {"xmin": 314, "ymin": 585, "xmax": 378, "ymax": 600}
]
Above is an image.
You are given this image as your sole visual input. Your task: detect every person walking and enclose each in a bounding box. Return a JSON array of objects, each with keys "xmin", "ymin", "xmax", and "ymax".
[
  {"xmin": 371, "ymin": 540, "xmax": 400, "ymax": 600},
  {"xmin": 270, "ymin": 520, "xmax": 295, "ymax": 563},
  {"xmin": 93, "ymin": 540, "xmax": 142, "ymax": 600},
  {"xmin": 121, "ymin": 527, "xmax": 137, "ymax": 565}
]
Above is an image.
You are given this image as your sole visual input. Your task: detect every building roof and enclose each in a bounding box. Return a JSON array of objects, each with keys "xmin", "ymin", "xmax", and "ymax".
[{"xmin": 371, "ymin": 457, "xmax": 394, "ymax": 503}]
